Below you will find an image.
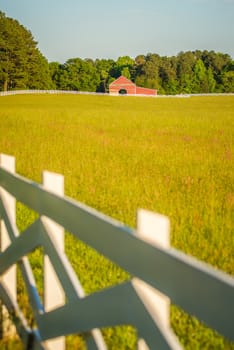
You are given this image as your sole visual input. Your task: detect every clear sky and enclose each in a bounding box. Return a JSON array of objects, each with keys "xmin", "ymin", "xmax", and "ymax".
[{"xmin": 0, "ymin": 0, "xmax": 234, "ymax": 63}]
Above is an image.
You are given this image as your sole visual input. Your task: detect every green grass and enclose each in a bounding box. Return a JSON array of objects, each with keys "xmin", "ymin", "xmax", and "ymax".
[{"xmin": 0, "ymin": 94, "xmax": 233, "ymax": 349}]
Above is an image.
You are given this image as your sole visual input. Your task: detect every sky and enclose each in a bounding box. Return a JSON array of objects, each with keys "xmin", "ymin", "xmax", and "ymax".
[{"xmin": 0, "ymin": 0, "xmax": 234, "ymax": 63}]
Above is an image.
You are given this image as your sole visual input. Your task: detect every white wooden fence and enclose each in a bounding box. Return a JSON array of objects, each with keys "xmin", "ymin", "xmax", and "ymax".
[
  {"xmin": 0, "ymin": 154, "xmax": 233, "ymax": 350},
  {"xmin": 1, "ymin": 90, "xmax": 234, "ymax": 98}
]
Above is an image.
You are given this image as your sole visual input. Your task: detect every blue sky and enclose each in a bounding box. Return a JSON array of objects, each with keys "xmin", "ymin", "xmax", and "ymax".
[{"xmin": 0, "ymin": 0, "xmax": 233, "ymax": 62}]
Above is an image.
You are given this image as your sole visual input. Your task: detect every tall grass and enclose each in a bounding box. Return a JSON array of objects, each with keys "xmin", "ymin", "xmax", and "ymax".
[{"xmin": 0, "ymin": 94, "xmax": 233, "ymax": 349}]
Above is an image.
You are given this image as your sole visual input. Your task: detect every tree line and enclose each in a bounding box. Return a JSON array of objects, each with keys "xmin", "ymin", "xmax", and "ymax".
[{"xmin": 1, "ymin": 11, "xmax": 234, "ymax": 94}]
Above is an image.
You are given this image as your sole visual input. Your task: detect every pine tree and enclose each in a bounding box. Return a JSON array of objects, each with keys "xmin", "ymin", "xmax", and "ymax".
[{"xmin": 0, "ymin": 11, "xmax": 52, "ymax": 91}]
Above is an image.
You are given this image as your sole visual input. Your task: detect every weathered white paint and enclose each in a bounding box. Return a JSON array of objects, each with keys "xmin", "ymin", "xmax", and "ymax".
[
  {"xmin": 135, "ymin": 210, "xmax": 182, "ymax": 349},
  {"xmin": 42, "ymin": 171, "xmax": 65, "ymax": 350},
  {"xmin": 135, "ymin": 210, "xmax": 170, "ymax": 327},
  {"xmin": 0, "ymin": 154, "xmax": 16, "ymax": 337}
]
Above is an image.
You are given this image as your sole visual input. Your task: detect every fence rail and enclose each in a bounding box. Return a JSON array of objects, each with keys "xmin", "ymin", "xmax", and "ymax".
[
  {"xmin": 1, "ymin": 89, "xmax": 234, "ymax": 98},
  {"xmin": 0, "ymin": 154, "xmax": 233, "ymax": 349}
]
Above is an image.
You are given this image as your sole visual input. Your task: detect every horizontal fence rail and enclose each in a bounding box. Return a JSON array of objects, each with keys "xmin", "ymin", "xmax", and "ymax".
[
  {"xmin": 0, "ymin": 90, "xmax": 158, "ymax": 98},
  {"xmin": 1, "ymin": 90, "xmax": 234, "ymax": 98},
  {"xmin": 0, "ymin": 154, "xmax": 233, "ymax": 350}
]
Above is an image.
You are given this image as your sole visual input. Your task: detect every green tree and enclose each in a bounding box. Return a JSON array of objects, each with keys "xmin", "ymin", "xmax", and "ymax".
[
  {"xmin": 95, "ymin": 59, "xmax": 115, "ymax": 92},
  {"xmin": 201, "ymin": 50, "xmax": 232, "ymax": 91},
  {"xmin": 135, "ymin": 53, "xmax": 162, "ymax": 91},
  {"xmin": 49, "ymin": 62, "xmax": 62, "ymax": 89},
  {"xmin": 192, "ymin": 59, "xmax": 208, "ymax": 93},
  {"xmin": 133, "ymin": 55, "xmax": 146, "ymax": 81},
  {"xmin": 176, "ymin": 52, "xmax": 197, "ymax": 93},
  {"xmin": 59, "ymin": 58, "xmax": 100, "ymax": 92},
  {"xmin": 159, "ymin": 56, "xmax": 178, "ymax": 94},
  {"xmin": 206, "ymin": 67, "xmax": 216, "ymax": 93},
  {"xmin": 114, "ymin": 56, "xmax": 135, "ymax": 79},
  {"xmin": 221, "ymin": 61, "xmax": 234, "ymax": 92},
  {"xmin": 0, "ymin": 11, "xmax": 52, "ymax": 91},
  {"xmin": 221, "ymin": 71, "xmax": 234, "ymax": 92}
]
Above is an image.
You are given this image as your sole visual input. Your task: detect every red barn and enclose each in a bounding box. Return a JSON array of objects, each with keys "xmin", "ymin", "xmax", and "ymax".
[{"xmin": 109, "ymin": 76, "xmax": 157, "ymax": 96}]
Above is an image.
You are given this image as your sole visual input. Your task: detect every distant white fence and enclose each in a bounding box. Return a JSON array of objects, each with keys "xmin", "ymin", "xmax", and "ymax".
[
  {"xmin": 0, "ymin": 90, "xmax": 234, "ymax": 97},
  {"xmin": 0, "ymin": 154, "xmax": 233, "ymax": 350},
  {"xmin": 0, "ymin": 90, "xmax": 157, "ymax": 98},
  {"xmin": 0, "ymin": 90, "xmax": 108, "ymax": 96}
]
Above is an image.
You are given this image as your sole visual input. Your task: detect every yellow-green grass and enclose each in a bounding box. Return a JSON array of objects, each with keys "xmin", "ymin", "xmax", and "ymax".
[{"xmin": 0, "ymin": 94, "xmax": 233, "ymax": 349}]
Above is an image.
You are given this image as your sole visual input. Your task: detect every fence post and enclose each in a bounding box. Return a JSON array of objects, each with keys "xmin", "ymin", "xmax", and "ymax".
[
  {"xmin": 42, "ymin": 171, "xmax": 65, "ymax": 350},
  {"xmin": 134, "ymin": 209, "xmax": 170, "ymax": 349},
  {"xmin": 0, "ymin": 154, "xmax": 16, "ymax": 338}
]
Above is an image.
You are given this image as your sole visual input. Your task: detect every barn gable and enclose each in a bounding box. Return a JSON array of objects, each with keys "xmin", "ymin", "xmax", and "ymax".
[
  {"xmin": 109, "ymin": 76, "xmax": 136, "ymax": 95},
  {"xmin": 109, "ymin": 76, "xmax": 156, "ymax": 96}
]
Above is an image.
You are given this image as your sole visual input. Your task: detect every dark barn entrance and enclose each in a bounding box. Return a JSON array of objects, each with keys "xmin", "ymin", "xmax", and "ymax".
[{"xmin": 119, "ymin": 89, "xmax": 127, "ymax": 95}]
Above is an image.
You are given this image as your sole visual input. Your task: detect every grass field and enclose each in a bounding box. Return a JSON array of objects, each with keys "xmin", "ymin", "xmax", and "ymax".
[{"xmin": 0, "ymin": 94, "xmax": 233, "ymax": 349}]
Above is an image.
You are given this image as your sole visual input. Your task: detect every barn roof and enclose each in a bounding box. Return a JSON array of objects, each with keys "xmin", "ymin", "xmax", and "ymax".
[{"xmin": 109, "ymin": 76, "xmax": 136, "ymax": 87}]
